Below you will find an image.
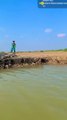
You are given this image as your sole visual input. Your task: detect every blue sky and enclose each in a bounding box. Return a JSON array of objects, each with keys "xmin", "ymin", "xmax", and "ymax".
[{"xmin": 0, "ymin": 0, "xmax": 67, "ymax": 51}]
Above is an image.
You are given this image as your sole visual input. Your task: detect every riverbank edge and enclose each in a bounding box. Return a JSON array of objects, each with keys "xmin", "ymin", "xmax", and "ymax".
[{"xmin": 0, "ymin": 54, "xmax": 67, "ymax": 69}]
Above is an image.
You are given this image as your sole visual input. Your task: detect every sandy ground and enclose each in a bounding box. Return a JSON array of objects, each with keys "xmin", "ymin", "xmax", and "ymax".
[{"xmin": 15, "ymin": 51, "xmax": 67, "ymax": 59}]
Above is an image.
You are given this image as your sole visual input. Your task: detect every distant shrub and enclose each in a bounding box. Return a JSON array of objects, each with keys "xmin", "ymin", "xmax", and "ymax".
[
  {"xmin": 56, "ymin": 49, "xmax": 63, "ymax": 51},
  {"xmin": 28, "ymin": 51, "xmax": 32, "ymax": 53},
  {"xmin": 64, "ymin": 48, "xmax": 67, "ymax": 51},
  {"xmin": 40, "ymin": 50, "xmax": 44, "ymax": 52}
]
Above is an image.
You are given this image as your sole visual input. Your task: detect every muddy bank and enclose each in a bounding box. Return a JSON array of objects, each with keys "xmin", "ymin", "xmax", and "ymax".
[{"xmin": 0, "ymin": 52, "xmax": 67, "ymax": 69}]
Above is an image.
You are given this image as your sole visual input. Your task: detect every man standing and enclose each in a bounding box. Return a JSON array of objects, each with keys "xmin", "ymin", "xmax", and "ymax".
[{"xmin": 11, "ymin": 41, "xmax": 16, "ymax": 53}]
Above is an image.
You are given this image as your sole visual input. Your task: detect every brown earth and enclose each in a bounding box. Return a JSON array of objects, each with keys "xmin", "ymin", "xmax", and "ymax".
[
  {"xmin": 16, "ymin": 51, "xmax": 67, "ymax": 58},
  {"xmin": 0, "ymin": 51, "xmax": 67, "ymax": 69},
  {"xmin": 16, "ymin": 51, "xmax": 67, "ymax": 64}
]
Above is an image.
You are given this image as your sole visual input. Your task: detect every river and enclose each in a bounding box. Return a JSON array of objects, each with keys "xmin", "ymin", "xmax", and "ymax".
[{"xmin": 0, "ymin": 65, "xmax": 67, "ymax": 120}]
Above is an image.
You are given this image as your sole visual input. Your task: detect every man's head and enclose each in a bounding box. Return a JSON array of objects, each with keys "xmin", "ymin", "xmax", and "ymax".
[{"xmin": 13, "ymin": 41, "xmax": 15, "ymax": 43}]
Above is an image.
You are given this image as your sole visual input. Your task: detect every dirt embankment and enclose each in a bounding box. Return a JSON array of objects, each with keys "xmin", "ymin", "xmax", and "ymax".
[{"xmin": 0, "ymin": 52, "xmax": 67, "ymax": 69}]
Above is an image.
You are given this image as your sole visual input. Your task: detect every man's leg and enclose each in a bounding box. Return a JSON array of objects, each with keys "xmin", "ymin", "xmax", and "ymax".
[
  {"xmin": 14, "ymin": 47, "xmax": 16, "ymax": 53},
  {"xmin": 11, "ymin": 47, "xmax": 13, "ymax": 52}
]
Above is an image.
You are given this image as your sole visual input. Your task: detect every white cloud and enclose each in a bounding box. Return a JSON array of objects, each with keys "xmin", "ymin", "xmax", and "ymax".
[
  {"xmin": 57, "ymin": 33, "xmax": 66, "ymax": 38},
  {"xmin": 44, "ymin": 28, "xmax": 53, "ymax": 33}
]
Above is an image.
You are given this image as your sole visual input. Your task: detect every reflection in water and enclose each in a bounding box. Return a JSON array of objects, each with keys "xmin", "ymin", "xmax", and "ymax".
[{"xmin": 0, "ymin": 65, "xmax": 67, "ymax": 120}]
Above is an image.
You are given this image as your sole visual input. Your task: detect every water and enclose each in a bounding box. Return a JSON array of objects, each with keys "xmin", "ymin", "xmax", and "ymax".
[{"xmin": 0, "ymin": 65, "xmax": 67, "ymax": 120}]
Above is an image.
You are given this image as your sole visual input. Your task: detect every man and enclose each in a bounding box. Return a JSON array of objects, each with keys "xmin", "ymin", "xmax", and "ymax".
[{"xmin": 11, "ymin": 41, "xmax": 16, "ymax": 53}]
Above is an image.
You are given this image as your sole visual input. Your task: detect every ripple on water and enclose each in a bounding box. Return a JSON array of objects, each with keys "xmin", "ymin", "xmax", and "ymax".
[{"xmin": 0, "ymin": 65, "xmax": 67, "ymax": 120}]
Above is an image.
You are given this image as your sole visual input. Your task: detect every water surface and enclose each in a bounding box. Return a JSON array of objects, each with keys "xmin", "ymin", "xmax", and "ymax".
[{"xmin": 0, "ymin": 65, "xmax": 67, "ymax": 120}]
